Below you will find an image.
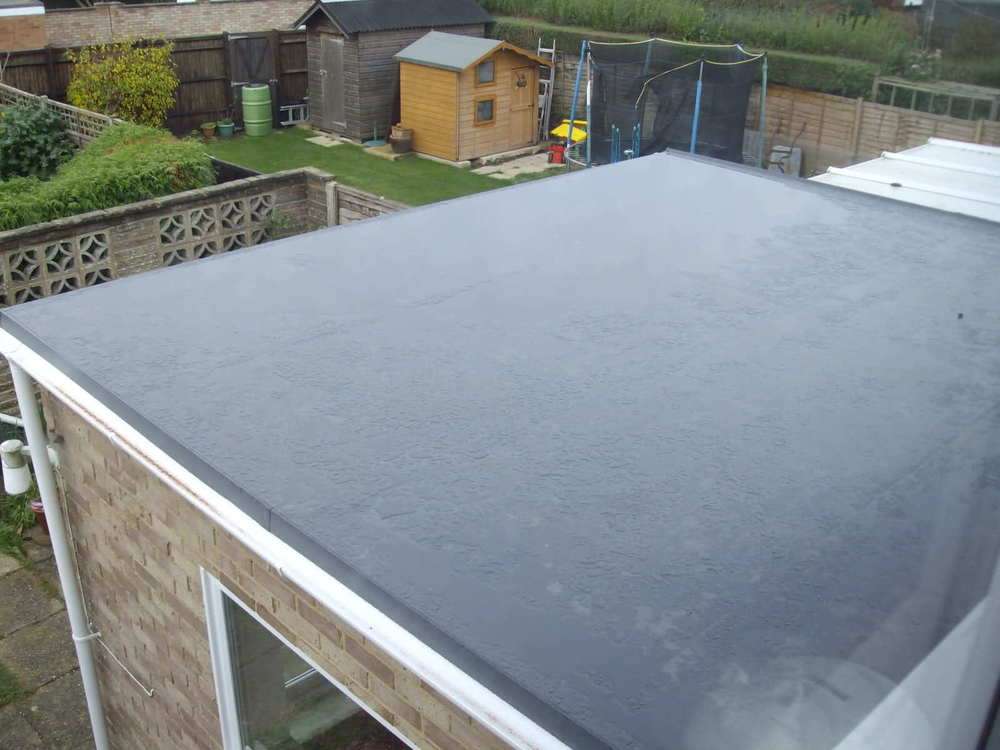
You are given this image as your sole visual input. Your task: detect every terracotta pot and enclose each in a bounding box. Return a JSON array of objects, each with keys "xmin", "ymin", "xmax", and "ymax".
[
  {"xmin": 201, "ymin": 122, "xmax": 217, "ymax": 140},
  {"xmin": 30, "ymin": 499, "xmax": 48, "ymax": 536}
]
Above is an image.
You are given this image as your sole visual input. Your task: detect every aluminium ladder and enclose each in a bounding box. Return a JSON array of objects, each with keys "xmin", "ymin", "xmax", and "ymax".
[{"xmin": 537, "ymin": 38, "xmax": 556, "ymax": 141}]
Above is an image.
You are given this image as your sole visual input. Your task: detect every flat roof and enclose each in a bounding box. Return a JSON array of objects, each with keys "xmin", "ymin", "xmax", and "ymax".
[
  {"xmin": 812, "ymin": 138, "xmax": 1000, "ymax": 222},
  {"xmin": 4, "ymin": 154, "xmax": 1000, "ymax": 750}
]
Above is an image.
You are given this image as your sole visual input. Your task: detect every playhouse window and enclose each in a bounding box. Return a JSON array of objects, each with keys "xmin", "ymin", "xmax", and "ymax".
[
  {"xmin": 476, "ymin": 59, "xmax": 495, "ymax": 85},
  {"xmin": 204, "ymin": 573, "xmax": 412, "ymax": 750},
  {"xmin": 475, "ymin": 97, "xmax": 495, "ymax": 125}
]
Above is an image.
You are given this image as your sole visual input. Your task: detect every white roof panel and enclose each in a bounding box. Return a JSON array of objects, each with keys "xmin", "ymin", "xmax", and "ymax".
[{"xmin": 812, "ymin": 138, "xmax": 1000, "ymax": 223}]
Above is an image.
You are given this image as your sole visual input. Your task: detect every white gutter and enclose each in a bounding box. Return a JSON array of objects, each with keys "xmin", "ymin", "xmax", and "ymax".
[
  {"xmin": 8, "ymin": 360, "xmax": 110, "ymax": 750},
  {"xmin": 0, "ymin": 330, "xmax": 572, "ymax": 750}
]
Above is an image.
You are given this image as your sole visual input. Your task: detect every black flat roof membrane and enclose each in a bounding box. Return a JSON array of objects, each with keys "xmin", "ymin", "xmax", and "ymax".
[{"xmin": 5, "ymin": 154, "xmax": 1000, "ymax": 750}]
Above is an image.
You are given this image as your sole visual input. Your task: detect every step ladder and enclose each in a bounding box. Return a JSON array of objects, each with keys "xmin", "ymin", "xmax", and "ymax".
[{"xmin": 537, "ymin": 38, "xmax": 556, "ymax": 141}]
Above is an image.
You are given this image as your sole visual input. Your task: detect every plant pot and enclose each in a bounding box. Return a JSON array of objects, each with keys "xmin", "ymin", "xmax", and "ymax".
[
  {"xmin": 201, "ymin": 122, "xmax": 217, "ymax": 140},
  {"xmin": 217, "ymin": 121, "xmax": 235, "ymax": 139},
  {"xmin": 30, "ymin": 500, "xmax": 48, "ymax": 536}
]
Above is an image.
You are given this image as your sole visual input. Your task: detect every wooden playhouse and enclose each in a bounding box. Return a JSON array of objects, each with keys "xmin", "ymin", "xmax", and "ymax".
[{"xmin": 395, "ymin": 31, "xmax": 549, "ymax": 161}]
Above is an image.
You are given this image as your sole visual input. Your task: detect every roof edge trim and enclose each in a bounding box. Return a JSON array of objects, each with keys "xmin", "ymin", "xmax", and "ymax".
[
  {"xmin": 0, "ymin": 329, "xmax": 573, "ymax": 750},
  {"xmin": 291, "ymin": 0, "xmax": 349, "ymax": 34}
]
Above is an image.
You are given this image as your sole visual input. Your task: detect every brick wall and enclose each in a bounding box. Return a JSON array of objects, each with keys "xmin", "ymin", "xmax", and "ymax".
[
  {"xmin": 40, "ymin": 389, "xmax": 515, "ymax": 750},
  {"xmin": 0, "ymin": 14, "xmax": 46, "ymax": 52},
  {"xmin": 44, "ymin": 0, "xmax": 311, "ymax": 48}
]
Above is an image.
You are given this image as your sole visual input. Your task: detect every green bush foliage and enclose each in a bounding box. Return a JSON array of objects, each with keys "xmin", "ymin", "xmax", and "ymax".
[
  {"xmin": 0, "ymin": 102, "xmax": 75, "ymax": 181},
  {"xmin": 483, "ymin": 0, "xmax": 915, "ymax": 62},
  {"xmin": 493, "ymin": 17, "xmax": 880, "ymax": 98},
  {"xmin": 67, "ymin": 40, "xmax": 179, "ymax": 127},
  {"xmin": 0, "ymin": 123, "xmax": 214, "ymax": 232}
]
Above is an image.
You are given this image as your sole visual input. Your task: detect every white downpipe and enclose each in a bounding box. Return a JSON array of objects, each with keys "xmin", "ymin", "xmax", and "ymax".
[
  {"xmin": 0, "ymin": 332, "xmax": 571, "ymax": 750},
  {"xmin": 8, "ymin": 361, "xmax": 110, "ymax": 750}
]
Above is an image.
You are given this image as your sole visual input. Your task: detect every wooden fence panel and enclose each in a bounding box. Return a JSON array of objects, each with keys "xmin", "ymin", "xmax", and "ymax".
[{"xmin": 0, "ymin": 32, "xmax": 307, "ymax": 136}]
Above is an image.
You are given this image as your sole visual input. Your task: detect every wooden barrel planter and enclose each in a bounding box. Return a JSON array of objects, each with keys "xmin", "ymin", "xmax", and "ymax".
[{"xmin": 390, "ymin": 125, "xmax": 413, "ymax": 154}]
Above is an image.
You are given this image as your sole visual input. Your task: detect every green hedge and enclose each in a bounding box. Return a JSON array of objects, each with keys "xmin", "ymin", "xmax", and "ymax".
[
  {"xmin": 493, "ymin": 17, "xmax": 879, "ymax": 98},
  {"xmin": 940, "ymin": 57, "xmax": 1000, "ymax": 89},
  {"xmin": 483, "ymin": 0, "xmax": 915, "ymax": 63},
  {"xmin": 0, "ymin": 123, "xmax": 214, "ymax": 232}
]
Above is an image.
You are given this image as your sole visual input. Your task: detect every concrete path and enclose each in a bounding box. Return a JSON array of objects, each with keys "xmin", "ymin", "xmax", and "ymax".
[{"xmin": 0, "ymin": 526, "xmax": 93, "ymax": 750}]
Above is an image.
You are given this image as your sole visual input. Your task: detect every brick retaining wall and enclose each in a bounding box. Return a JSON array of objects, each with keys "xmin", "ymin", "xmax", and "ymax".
[{"xmin": 40, "ymin": 390, "xmax": 514, "ymax": 750}]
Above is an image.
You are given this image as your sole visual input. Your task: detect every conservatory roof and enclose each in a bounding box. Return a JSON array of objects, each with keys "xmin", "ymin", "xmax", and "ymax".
[
  {"xmin": 812, "ymin": 138, "xmax": 1000, "ymax": 222},
  {"xmin": 3, "ymin": 153, "xmax": 1000, "ymax": 750}
]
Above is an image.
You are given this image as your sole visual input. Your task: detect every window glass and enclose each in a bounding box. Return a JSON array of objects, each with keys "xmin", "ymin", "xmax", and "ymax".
[
  {"xmin": 476, "ymin": 59, "xmax": 494, "ymax": 84},
  {"xmin": 225, "ymin": 596, "xmax": 407, "ymax": 750},
  {"xmin": 475, "ymin": 98, "xmax": 494, "ymax": 124}
]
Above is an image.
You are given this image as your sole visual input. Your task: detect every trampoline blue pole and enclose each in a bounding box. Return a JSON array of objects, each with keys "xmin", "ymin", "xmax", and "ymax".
[
  {"xmin": 566, "ymin": 40, "xmax": 588, "ymax": 156},
  {"xmin": 689, "ymin": 60, "xmax": 704, "ymax": 154},
  {"xmin": 757, "ymin": 54, "xmax": 768, "ymax": 168}
]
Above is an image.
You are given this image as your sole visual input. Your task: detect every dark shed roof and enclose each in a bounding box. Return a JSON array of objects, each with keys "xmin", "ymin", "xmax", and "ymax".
[
  {"xmin": 4, "ymin": 154, "xmax": 1000, "ymax": 750},
  {"xmin": 294, "ymin": 0, "xmax": 491, "ymax": 34}
]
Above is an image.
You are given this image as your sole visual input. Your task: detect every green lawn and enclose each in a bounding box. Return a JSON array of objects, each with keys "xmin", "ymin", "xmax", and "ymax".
[{"xmin": 206, "ymin": 127, "xmax": 560, "ymax": 206}]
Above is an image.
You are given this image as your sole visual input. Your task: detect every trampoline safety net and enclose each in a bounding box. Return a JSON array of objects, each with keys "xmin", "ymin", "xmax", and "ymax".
[{"xmin": 584, "ymin": 39, "xmax": 764, "ymax": 165}]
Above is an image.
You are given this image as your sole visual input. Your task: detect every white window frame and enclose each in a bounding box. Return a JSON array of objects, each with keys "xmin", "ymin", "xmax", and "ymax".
[{"xmin": 201, "ymin": 568, "xmax": 420, "ymax": 750}]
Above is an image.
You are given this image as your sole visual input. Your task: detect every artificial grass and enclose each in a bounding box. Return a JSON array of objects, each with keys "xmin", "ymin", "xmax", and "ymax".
[{"xmin": 205, "ymin": 128, "xmax": 560, "ymax": 207}]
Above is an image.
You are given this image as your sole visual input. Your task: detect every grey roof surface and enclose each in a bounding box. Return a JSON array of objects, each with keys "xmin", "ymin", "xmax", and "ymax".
[
  {"xmin": 298, "ymin": 0, "xmax": 491, "ymax": 34},
  {"xmin": 5, "ymin": 154, "xmax": 1000, "ymax": 750},
  {"xmin": 395, "ymin": 30, "xmax": 502, "ymax": 71}
]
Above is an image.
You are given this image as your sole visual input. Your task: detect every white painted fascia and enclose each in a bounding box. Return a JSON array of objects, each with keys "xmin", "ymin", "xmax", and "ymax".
[
  {"xmin": 0, "ymin": 329, "xmax": 572, "ymax": 750},
  {"xmin": 0, "ymin": 5, "xmax": 44, "ymax": 15}
]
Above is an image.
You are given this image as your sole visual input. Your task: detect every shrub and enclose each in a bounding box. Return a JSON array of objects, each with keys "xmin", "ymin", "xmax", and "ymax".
[
  {"xmin": 67, "ymin": 40, "xmax": 179, "ymax": 127},
  {"xmin": 0, "ymin": 102, "xmax": 75, "ymax": 180},
  {"xmin": 493, "ymin": 17, "xmax": 880, "ymax": 98},
  {"xmin": 0, "ymin": 123, "xmax": 214, "ymax": 232}
]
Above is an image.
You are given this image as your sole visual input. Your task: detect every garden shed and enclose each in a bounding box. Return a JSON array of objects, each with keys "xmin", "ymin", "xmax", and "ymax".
[
  {"xmin": 3, "ymin": 153, "xmax": 1000, "ymax": 750},
  {"xmin": 294, "ymin": 0, "xmax": 491, "ymax": 142},
  {"xmin": 395, "ymin": 31, "xmax": 548, "ymax": 161}
]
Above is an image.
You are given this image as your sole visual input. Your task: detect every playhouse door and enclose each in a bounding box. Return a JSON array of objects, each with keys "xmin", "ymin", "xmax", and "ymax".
[
  {"xmin": 510, "ymin": 66, "xmax": 536, "ymax": 147},
  {"xmin": 321, "ymin": 35, "xmax": 346, "ymax": 131}
]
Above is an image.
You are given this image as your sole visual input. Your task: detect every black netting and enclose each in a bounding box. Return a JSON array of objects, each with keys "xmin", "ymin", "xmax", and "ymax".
[{"xmin": 583, "ymin": 40, "xmax": 763, "ymax": 165}]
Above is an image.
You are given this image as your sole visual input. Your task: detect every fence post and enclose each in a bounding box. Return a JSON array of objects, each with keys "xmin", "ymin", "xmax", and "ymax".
[
  {"xmin": 270, "ymin": 29, "xmax": 282, "ymax": 128},
  {"xmin": 850, "ymin": 96, "xmax": 864, "ymax": 161},
  {"xmin": 756, "ymin": 54, "xmax": 768, "ymax": 167},
  {"xmin": 325, "ymin": 181, "xmax": 339, "ymax": 227},
  {"xmin": 222, "ymin": 32, "xmax": 234, "ymax": 119},
  {"xmin": 975, "ymin": 118, "xmax": 985, "ymax": 144},
  {"xmin": 44, "ymin": 46, "xmax": 56, "ymax": 99}
]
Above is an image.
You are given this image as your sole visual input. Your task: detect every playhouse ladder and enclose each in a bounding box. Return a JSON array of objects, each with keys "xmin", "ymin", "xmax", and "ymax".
[{"xmin": 537, "ymin": 38, "xmax": 556, "ymax": 141}]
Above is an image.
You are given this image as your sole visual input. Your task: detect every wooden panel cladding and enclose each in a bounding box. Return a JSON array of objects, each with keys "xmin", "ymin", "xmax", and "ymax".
[
  {"xmin": 399, "ymin": 61, "xmax": 459, "ymax": 160},
  {"xmin": 457, "ymin": 49, "xmax": 539, "ymax": 161},
  {"xmin": 356, "ymin": 23, "xmax": 484, "ymax": 141}
]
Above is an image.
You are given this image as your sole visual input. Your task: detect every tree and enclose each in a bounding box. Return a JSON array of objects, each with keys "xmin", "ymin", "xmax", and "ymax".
[{"xmin": 67, "ymin": 40, "xmax": 178, "ymax": 128}]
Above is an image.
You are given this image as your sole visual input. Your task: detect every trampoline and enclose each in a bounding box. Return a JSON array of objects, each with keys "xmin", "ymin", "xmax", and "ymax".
[{"xmin": 566, "ymin": 38, "xmax": 766, "ymax": 167}]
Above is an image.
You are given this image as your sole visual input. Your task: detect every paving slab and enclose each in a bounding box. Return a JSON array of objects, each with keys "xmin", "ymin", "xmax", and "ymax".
[
  {"xmin": 0, "ymin": 703, "xmax": 45, "ymax": 748},
  {"xmin": 0, "ymin": 551, "xmax": 22, "ymax": 577},
  {"xmin": 23, "ymin": 670, "xmax": 91, "ymax": 749},
  {"xmin": 0, "ymin": 568, "xmax": 64, "ymax": 637},
  {"xmin": 0, "ymin": 612, "xmax": 77, "ymax": 691},
  {"xmin": 306, "ymin": 135, "xmax": 343, "ymax": 147}
]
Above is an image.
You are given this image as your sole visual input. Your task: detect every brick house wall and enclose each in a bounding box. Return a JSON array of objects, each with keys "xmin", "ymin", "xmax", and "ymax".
[
  {"xmin": 0, "ymin": 14, "xmax": 46, "ymax": 52},
  {"xmin": 44, "ymin": 0, "xmax": 312, "ymax": 48},
  {"xmin": 39, "ymin": 374, "xmax": 515, "ymax": 750}
]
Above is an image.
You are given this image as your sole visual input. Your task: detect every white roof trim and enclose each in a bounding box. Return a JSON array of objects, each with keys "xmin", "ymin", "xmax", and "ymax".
[
  {"xmin": 0, "ymin": 328, "xmax": 572, "ymax": 750},
  {"xmin": 0, "ymin": 5, "xmax": 44, "ymax": 15},
  {"xmin": 880, "ymin": 151, "xmax": 1000, "ymax": 178},
  {"xmin": 927, "ymin": 137, "xmax": 1000, "ymax": 155},
  {"xmin": 822, "ymin": 166, "xmax": 1000, "ymax": 207}
]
